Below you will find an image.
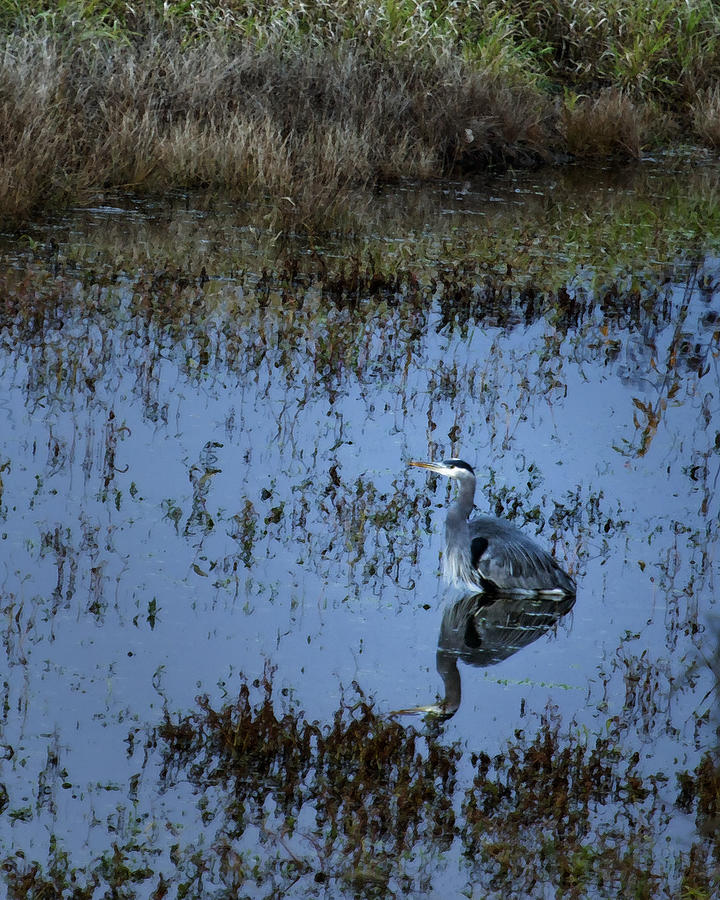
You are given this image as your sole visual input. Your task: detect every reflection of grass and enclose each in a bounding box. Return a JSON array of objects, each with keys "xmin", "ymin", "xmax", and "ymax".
[
  {"xmin": 0, "ymin": 181, "xmax": 715, "ymax": 612},
  {"xmin": 12, "ymin": 162, "xmax": 719, "ymax": 291},
  {"xmin": 397, "ymin": 167, "xmax": 720, "ymax": 289},
  {"xmin": 4, "ymin": 674, "xmax": 716, "ymax": 896},
  {"xmin": 2, "ymin": 188, "xmax": 716, "ymax": 481},
  {"xmin": 2, "ymin": 1, "xmax": 720, "ymax": 224}
]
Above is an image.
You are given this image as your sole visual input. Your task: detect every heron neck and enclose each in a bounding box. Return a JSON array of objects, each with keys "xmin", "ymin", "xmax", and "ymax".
[
  {"xmin": 450, "ymin": 476, "xmax": 475, "ymax": 523},
  {"xmin": 436, "ymin": 650, "xmax": 461, "ymax": 717}
]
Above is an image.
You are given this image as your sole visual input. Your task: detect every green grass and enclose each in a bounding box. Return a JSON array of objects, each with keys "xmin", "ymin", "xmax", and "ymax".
[{"xmin": 1, "ymin": 0, "xmax": 720, "ymax": 226}]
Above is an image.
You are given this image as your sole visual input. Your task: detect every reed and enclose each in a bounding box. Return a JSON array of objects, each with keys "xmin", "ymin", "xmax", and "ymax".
[
  {"xmin": 1, "ymin": 0, "xmax": 719, "ymax": 226},
  {"xmin": 693, "ymin": 86, "xmax": 720, "ymax": 148}
]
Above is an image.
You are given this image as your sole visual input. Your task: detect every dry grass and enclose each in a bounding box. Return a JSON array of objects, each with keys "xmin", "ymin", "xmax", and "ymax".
[
  {"xmin": 0, "ymin": 29, "xmax": 558, "ymax": 227},
  {"xmin": 692, "ymin": 87, "xmax": 720, "ymax": 149},
  {"xmin": 1, "ymin": 0, "xmax": 720, "ymax": 226},
  {"xmin": 562, "ymin": 90, "xmax": 661, "ymax": 159}
]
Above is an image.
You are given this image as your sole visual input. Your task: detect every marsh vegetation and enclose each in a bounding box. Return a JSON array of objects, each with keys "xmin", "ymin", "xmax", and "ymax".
[
  {"xmin": 0, "ymin": 161, "xmax": 718, "ymax": 896},
  {"xmin": 1, "ymin": 3, "xmax": 720, "ymax": 895},
  {"xmin": 2, "ymin": 0, "xmax": 720, "ymax": 225}
]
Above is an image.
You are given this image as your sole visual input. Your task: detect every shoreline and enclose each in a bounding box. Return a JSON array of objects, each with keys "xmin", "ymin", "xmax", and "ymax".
[{"xmin": 2, "ymin": 0, "xmax": 720, "ymax": 227}]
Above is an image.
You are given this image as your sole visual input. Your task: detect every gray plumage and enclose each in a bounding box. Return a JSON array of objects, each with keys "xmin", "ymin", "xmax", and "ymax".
[
  {"xmin": 438, "ymin": 591, "xmax": 577, "ymax": 669},
  {"xmin": 434, "ymin": 591, "xmax": 577, "ymax": 716},
  {"xmin": 390, "ymin": 590, "xmax": 576, "ymax": 720},
  {"xmin": 410, "ymin": 458, "xmax": 576, "ymax": 595}
]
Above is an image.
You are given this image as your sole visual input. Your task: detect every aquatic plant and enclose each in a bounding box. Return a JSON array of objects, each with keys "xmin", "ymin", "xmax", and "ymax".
[
  {"xmin": 0, "ymin": 169, "xmax": 717, "ymax": 899},
  {"xmin": 4, "ymin": 673, "xmax": 717, "ymax": 897}
]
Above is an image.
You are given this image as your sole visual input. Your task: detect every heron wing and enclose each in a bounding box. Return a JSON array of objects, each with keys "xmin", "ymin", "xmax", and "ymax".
[
  {"xmin": 439, "ymin": 592, "xmax": 576, "ymax": 666},
  {"xmin": 469, "ymin": 516, "xmax": 575, "ymax": 594}
]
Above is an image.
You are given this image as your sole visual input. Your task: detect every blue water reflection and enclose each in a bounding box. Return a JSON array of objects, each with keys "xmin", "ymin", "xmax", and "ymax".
[{"xmin": 0, "ymin": 178, "xmax": 717, "ymax": 893}]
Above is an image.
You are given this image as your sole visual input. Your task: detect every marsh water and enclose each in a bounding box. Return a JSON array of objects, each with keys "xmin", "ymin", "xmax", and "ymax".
[{"xmin": 0, "ymin": 161, "xmax": 719, "ymax": 897}]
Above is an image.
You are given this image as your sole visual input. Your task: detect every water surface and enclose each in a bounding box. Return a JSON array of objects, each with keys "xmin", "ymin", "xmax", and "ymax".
[{"xmin": 0, "ymin": 161, "xmax": 718, "ymax": 897}]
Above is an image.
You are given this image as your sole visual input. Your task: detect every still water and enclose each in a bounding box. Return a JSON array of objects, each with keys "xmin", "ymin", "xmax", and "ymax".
[{"xmin": 0, "ymin": 162, "xmax": 718, "ymax": 897}]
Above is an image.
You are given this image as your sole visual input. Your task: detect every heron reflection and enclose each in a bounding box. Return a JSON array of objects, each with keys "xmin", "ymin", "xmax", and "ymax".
[
  {"xmin": 409, "ymin": 459, "xmax": 576, "ymax": 596},
  {"xmin": 392, "ymin": 591, "xmax": 576, "ymax": 720}
]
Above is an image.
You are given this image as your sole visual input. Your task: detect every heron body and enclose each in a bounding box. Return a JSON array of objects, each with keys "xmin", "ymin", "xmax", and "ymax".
[
  {"xmin": 410, "ymin": 458, "xmax": 576, "ymax": 596},
  {"xmin": 391, "ymin": 590, "xmax": 577, "ymax": 720}
]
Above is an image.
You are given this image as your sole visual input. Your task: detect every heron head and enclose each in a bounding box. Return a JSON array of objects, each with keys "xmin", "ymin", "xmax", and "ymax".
[{"xmin": 409, "ymin": 458, "xmax": 475, "ymax": 479}]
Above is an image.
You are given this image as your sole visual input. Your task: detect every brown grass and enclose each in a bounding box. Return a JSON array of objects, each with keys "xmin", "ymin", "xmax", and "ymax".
[
  {"xmin": 2, "ymin": 0, "xmax": 720, "ymax": 226},
  {"xmin": 692, "ymin": 86, "xmax": 720, "ymax": 149},
  {"xmin": 0, "ymin": 31, "xmax": 560, "ymax": 228},
  {"xmin": 562, "ymin": 89, "xmax": 662, "ymax": 159}
]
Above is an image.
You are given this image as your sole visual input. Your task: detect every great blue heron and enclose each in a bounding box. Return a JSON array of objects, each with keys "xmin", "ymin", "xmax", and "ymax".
[
  {"xmin": 410, "ymin": 458, "xmax": 576, "ymax": 595},
  {"xmin": 392, "ymin": 590, "xmax": 576, "ymax": 719}
]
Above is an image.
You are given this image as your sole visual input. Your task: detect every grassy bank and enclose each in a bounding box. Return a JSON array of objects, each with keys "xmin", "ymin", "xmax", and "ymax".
[{"xmin": 1, "ymin": 0, "xmax": 720, "ymax": 226}]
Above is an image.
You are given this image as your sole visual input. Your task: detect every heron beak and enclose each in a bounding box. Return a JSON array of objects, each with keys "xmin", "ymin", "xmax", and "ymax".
[
  {"xmin": 409, "ymin": 460, "xmax": 447, "ymax": 474},
  {"xmin": 388, "ymin": 703, "xmax": 455, "ymax": 721}
]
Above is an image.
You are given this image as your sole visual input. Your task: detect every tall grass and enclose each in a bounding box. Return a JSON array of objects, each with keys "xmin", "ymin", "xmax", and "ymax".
[{"xmin": 1, "ymin": 0, "xmax": 719, "ymax": 226}]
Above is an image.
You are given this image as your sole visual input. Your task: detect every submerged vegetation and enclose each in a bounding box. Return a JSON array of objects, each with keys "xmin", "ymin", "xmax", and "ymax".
[
  {"xmin": 0, "ymin": 173, "xmax": 717, "ymax": 895},
  {"xmin": 2, "ymin": 673, "xmax": 719, "ymax": 897},
  {"xmin": 2, "ymin": 0, "xmax": 720, "ymax": 225}
]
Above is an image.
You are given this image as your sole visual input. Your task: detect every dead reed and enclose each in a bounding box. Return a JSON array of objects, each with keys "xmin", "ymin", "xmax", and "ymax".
[
  {"xmin": 562, "ymin": 89, "xmax": 660, "ymax": 158},
  {"xmin": 0, "ymin": 30, "xmax": 553, "ymax": 226},
  {"xmin": 1, "ymin": 0, "xmax": 720, "ymax": 226},
  {"xmin": 693, "ymin": 86, "xmax": 720, "ymax": 148}
]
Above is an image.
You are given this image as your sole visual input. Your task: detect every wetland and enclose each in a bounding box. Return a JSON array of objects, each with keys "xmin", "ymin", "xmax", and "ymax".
[{"xmin": 0, "ymin": 159, "xmax": 719, "ymax": 898}]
